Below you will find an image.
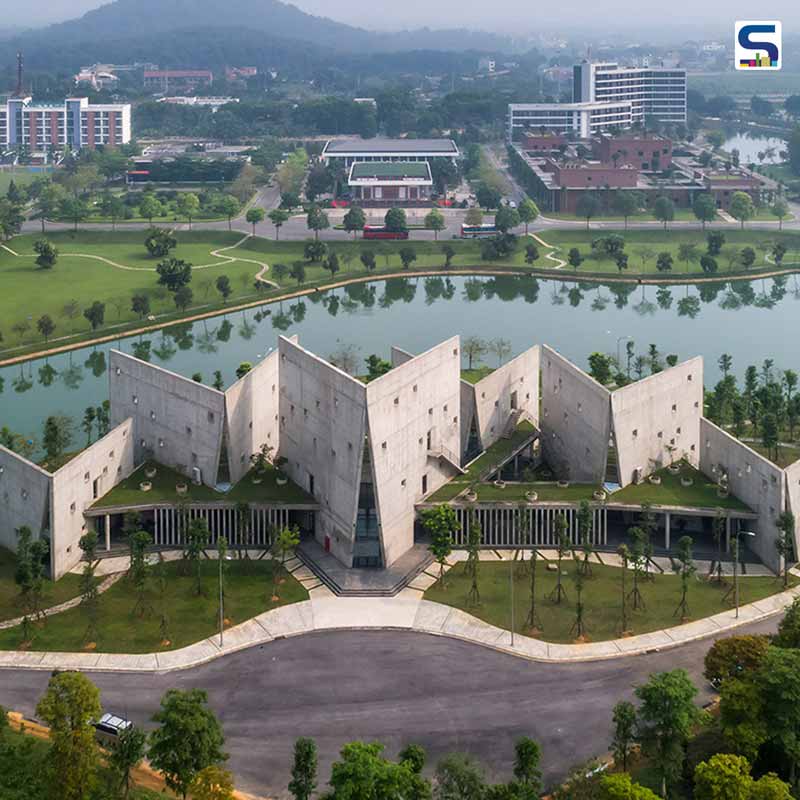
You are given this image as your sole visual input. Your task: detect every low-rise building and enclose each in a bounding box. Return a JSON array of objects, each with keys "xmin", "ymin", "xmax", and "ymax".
[
  {"xmin": 143, "ymin": 70, "xmax": 213, "ymax": 93},
  {"xmin": 347, "ymin": 161, "xmax": 433, "ymax": 205},
  {"xmin": 321, "ymin": 137, "xmax": 459, "ymax": 169}
]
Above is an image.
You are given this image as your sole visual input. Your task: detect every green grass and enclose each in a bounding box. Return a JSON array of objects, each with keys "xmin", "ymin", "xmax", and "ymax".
[
  {"xmin": 0, "ymin": 547, "xmax": 82, "ymax": 622},
  {"xmin": 473, "ymin": 482, "xmax": 599, "ymax": 502},
  {"xmin": 92, "ymin": 462, "xmax": 222, "ymax": 508},
  {"xmin": 0, "ymin": 168, "xmax": 50, "ymax": 194},
  {"xmin": 612, "ymin": 466, "xmax": 751, "ymax": 511},
  {"xmin": 460, "ymin": 366, "xmax": 495, "ymax": 384},
  {"xmin": 227, "ymin": 466, "xmax": 316, "ymax": 505},
  {"xmin": 0, "ymin": 558, "xmax": 308, "ymax": 652},
  {"xmin": 424, "ymin": 561, "xmax": 794, "ymax": 643},
  {"xmin": 539, "ymin": 229, "xmax": 800, "ymax": 276},
  {"xmin": 546, "ymin": 208, "xmax": 704, "ymax": 222}
]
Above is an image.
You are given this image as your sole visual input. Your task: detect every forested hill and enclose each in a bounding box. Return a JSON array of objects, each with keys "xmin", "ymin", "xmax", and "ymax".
[{"xmin": 0, "ymin": 0, "xmax": 515, "ymax": 70}]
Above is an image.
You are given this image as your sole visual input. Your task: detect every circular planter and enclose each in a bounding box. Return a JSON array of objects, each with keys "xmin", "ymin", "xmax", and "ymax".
[
  {"xmin": 176, "ymin": 483, "xmax": 188, "ymax": 495},
  {"xmin": 139, "ymin": 481, "xmax": 152, "ymax": 492},
  {"xmin": 668, "ymin": 464, "xmax": 681, "ymax": 476},
  {"xmin": 680, "ymin": 477, "xmax": 694, "ymax": 488},
  {"xmin": 144, "ymin": 466, "xmax": 157, "ymax": 479},
  {"xmin": 717, "ymin": 488, "xmax": 730, "ymax": 498},
  {"xmin": 525, "ymin": 491, "xmax": 538, "ymax": 503},
  {"xmin": 593, "ymin": 490, "xmax": 607, "ymax": 501},
  {"xmin": 276, "ymin": 475, "xmax": 288, "ymax": 486},
  {"xmin": 557, "ymin": 480, "xmax": 570, "ymax": 489},
  {"xmin": 648, "ymin": 475, "xmax": 662, "ymax": 485},
  {"xmin": 465, "ymin": 491, "xmax": 478, "ymax": 502},
  {"xmin": 494, "ymin": 480, "xmax": 506, "ymax": 489},
  {"xmin": 251, "ymin": 476, "xmax": 263, "ymax": 485}
]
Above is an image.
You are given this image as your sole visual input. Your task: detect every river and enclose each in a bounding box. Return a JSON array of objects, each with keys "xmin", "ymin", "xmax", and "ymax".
[{"xmin": 2, "ymin": 274, "xmax": 799, "ymax": 444}]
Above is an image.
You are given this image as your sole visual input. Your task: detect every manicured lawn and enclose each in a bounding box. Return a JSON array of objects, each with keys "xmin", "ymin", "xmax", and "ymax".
[
  {"xmin": 0, "ymin": 558, "xmax": 307, "ymax": 652},
  {"xmin": 612, "ymin": 466, "xmax": 751, "ymax": 511},
  {"xmin": 0, "ymin": 547, "xmax": 82, "ymax": 622},
  {"xmin": 546, "ymin": 208, "xmax": 705, "ymax": 222},
  {"xmin": 539, "ymin": 229, "xmax": 800, "ymax": 276},
  {"xmin": 92, "ymin": 462, "xmax": 222, "ymax": 508},
  {"xmin": 0, "ymin": 167, "xmax": 50, "ymax": 194},
  {"xmin": 461, "ymin": 366, "xmax": 495, "ymax": 384},
  {"xmin": 227, "ymin": 466, "xmax": 316, "ymax": 505},
  {"xmin": 425, "ymin": 561, "xmax": 794, "ymax": 643},
  {"xmin": 473, "ymin": 482, "xmax": 599, "ymax": 503}
]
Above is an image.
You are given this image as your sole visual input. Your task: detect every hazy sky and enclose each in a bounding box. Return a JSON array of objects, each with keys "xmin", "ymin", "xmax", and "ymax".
[{"xmin": 5, "ymin": 0, "xmax": 800, "ymax": 35}]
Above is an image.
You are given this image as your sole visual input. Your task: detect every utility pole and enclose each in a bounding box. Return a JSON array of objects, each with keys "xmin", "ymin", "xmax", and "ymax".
[{"xmin": 15, "ymin": 52, "xmax": 24, "ymax": 97}]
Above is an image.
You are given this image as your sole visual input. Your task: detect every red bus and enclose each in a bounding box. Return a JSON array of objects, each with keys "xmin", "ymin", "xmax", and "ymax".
[{"xmin": 362, "ymin": 226, "xmax": 409, "ymax": 240}]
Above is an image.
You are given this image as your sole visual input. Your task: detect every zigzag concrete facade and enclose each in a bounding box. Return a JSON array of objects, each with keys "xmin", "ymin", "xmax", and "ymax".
[{"xmin": 1, "ymin": 336, "xmax": 799, "ymax": 581}]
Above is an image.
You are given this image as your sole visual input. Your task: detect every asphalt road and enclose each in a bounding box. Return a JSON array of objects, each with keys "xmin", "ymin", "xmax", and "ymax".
[{"xmin": 0, "ymin": 618, "xmax": 779, "ymax": 798}]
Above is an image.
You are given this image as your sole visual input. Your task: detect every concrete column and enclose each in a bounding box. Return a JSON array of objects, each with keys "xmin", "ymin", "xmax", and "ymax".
[
  {"xmin": 104, "ymin": 514, "xmax": 111, "ymax": 551},
  {"xmin": 664, "ymin": 512, "xmax": 671, "ymax": 550},
  {"xmin": 726, "ymin": 517, "xmax": 732, "ymax": 553}
]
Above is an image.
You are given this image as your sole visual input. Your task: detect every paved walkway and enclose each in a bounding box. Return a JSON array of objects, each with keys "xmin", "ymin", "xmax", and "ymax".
[{"xmin": 0, "ymin": 550, "xmax": 797, "ymax": 673}]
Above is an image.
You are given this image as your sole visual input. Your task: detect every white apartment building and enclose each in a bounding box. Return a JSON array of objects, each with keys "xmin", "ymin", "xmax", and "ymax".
[
  {"xmin": 0, "ymin": 96, "xmax": 131, "ymax": 152},
  {"xmin": 507, "ymin": 100, "xmax": 632, "ymax": 140}
]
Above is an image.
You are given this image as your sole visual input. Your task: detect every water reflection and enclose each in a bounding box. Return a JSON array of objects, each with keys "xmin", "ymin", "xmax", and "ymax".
[{"xmin": 2, "ymin": 274, "xmax": 800, "ymax": 441}]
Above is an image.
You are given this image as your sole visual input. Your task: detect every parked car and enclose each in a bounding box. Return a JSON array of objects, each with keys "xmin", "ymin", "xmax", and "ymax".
[{"xmin": 94, "ymin": 713, "xmax": 134, "ymax": 747}]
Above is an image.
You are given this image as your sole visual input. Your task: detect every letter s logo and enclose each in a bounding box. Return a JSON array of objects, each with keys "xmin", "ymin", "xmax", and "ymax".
[{"xmin": 738, "ymin": 24, "xmax": 779, "ymax": 61}]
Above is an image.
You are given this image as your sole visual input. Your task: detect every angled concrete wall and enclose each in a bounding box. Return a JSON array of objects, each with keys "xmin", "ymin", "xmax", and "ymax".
[
  {"xmin": 467, "ymin": 345, "xmax": 540, "ymax": 454},
  {"xmin": 783, "ymin": 458, "xmax": 800, "ymax": 567},
  {"xmin": 459, "ymin": 380, "xmax": 477, "ymax": 459},
  {"xmin": 225, "ymin": 349, "xmax": 280, "ymax": 486},
  {"xmin": 278, "ymin": 336, "xmax": 367, "ymax": 566},
  {"xmin": 50, "ymin": 419, "xmax": 135, "ymax": 578},
  {"xmin": 540, "ymin": 345, "xmax": 610, "ymax": 483},
  {"xmin": 390, "ymin": 346, "xmax": 415, "ymax": 368},
  {"xmin": 612, "ymin": 358, "xmax": 703, "ymax": 487},
  {"xmin": 0, "ymin": 446, "xmax": 51, "ymax": 560},
  {"xmin": 367, "ymin": 336, "xmax": 463, "ymax": 566},
  {"xmin": 109, "ymin": 350, "xmax": 225, "ymax": 488},
  {"xmin": 699, "ymin": 418, "xmax": 784, "ymax": 571}
]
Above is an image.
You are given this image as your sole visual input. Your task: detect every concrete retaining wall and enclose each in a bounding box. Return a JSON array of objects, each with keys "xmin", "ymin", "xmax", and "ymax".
[{"xmin": 0, "ymin": 446, "xmax": 51, "ymax": 561}]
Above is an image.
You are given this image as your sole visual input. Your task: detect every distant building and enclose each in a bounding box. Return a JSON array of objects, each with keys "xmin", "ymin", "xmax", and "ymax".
[
  {"xmin": 508, "ymin": 101, "xmax": 632, "ymax": 140},
  {"xmin": 353, "ymin": 97, "xmax": 377, "ymax": 108},
  {"xmin": 0, "ymin": 96, "xmax": 131, "ymax": 152},
  {"xmin": 347, "ymin": 161, "xmax": 433, "ymax": 205},
  {"xmin": 321, "ymin": 137, "xmax": 459, "ymax": 169},
  {"xmin": 158, "ymin": 96, "xmax": 238, "ymax": 112},
  {"xmin": 224, "ymin": 66, "xmax": 257, "ymax": 82},
  {"xmin": 143, "ymin": 70, "xmax": 213, "ymax": 93}
]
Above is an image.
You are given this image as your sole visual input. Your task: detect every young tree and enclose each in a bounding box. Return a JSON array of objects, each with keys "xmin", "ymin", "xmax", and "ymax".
[
  {"xmin": 189, "ymin": 765, "xmax": 236, "ymax": 800},
  {"xmin": 129, "ymin": 529, "xmax": 152, "ymax": 617},
  {"xmin": 148, "ymin": 688, "xmax": 227, "ymax": 800},
  {"xmin": 466, "ymin": 511, "xmax": 481, "ymax": 606},
  {"xmin": 489, "ymin": 337, "xmax": 512, "ymax": 366},
  {"xmin": 289, "ymin": 737, "xmax": 318, "ymax": 800},
  {"xmin": 547, "ymin": 514, "xmax": 570, "ymax": 604},
  {"xmin": 399, "ymin": 246, "xmax": 417, "ymax": 269},
  {"xmin": 81, "ymin": 405, "xmax": 96, "ymax": 445},
  {"xmin": 79, "ymin": 530, "xmax": 100, "ymax": 642},
  {"xmin": 627, "ymin": 526, "xmax": 646, "ymax": 610},
  {"xmin": 42, "ymin": 414, "xmax": 72, "ymax": 462},
  {"xmin": 290, "ymin": 261, "xmax": 306, "ymax": 285},
  {"xmin": 215, "ymin": 275, "xmax": 232, "ymax": 304},
  {"xmin": 33, "ymin": 239, "xmax": 58, "ymax": 269},
  {"xmin": 729, "ymin": 192, "xmax": 755, "ymax": 229},
  {"xmin": 306, "ymin": 205, "xmax": 330, "ymax": 240},
  {"xmin": 246, "ymin": 206, "xmax": 265, "ymax": 235},
  {"xmin": 465, "ymin": 207, "xmax": 484, "ymax": 226},
  {"xmin": 462, "ymin": 335, "xmax": 488, "ymax": 370},
  {"xmin": 614, "ymin": 191, "xmax": 639, "ymax": 229},
  {"xmin": 435, "ymin": 752, "xmax": 486, "ymax": 800},
  {"xmin": 653, "ymin": 196, "xmax": 675, "ymax": 230},
  {"xmin": 772, "ymin": 197, "xmax": 790, "ymax": 230},
  {"xmin": 264, "ymin": 207, "xmax": 289, "ymax": 240},
  {"xmin": 568, "ymin": 247, "xmax": 583, "ymax": 270},
  {"xmin": 707, "ymin": 231, "xmax": 726, "ymax": 256},
  {"xmin": 635, "ymin": 670, "xmax": 700, "ymax": 798},
  {"xmin": 703, "ymin": 634, "xmax": 770, "ymax": 687},
  {"xmin": 618, "ymin": 543, "xmax": 630, "ymax": 634},
  {"xmin": 177, "ymin": 192, "xmax": 200, "ymax": 229},
  {"xmin": 494, "ymin": 205, "xmax": 521, "ymax": 234},
  {"xmin": 35, "ymin": 181, "xmax": 66, "ymax": 232},
  {"xmin": 185, "ymin": 518, "xmax": 210, "ymax": 595},
  {"xmin": 693, "ymin": 194, "xmax": 717, "ymax": 229},
  {"xmin": 611, "ymin": 700, "xmax": 637, "ymax": 772},
  {"xmin": 343, "ymin": 205, "xmax": 367, "ymax": 238},
  {"xmin": 577, "ymin": 500, "xmax": 593, "ymax": 576},
  {"xmin": 270, "ymin": 526, "xmax": 300, "ymax": 600},
  {"xmin": 524, "ymin": 243, "xmax": 539, "ymax": 264},
  {"xmin": 360, "ymin": 251, "xmax": 376, "ymax": 272},
  {"xmin": 420, "ymin": 505, "xmax": 459, "ymax": 585},
  {"xmin": 576, "ymin": 193, "xmax": 600, "ymax": 228},
  {"xmin": 526, "ymin": 536, "xmax": 542, "ymax": 633},
  {"xmin": 218, "ymin": 195, "xmax": 240, "ymax": 231},
  {"xmin": 144, "ymin": 228, "xmax": 177, "ymax": 258},
  {"xmin": 673, "ymin": 535, "xmax": 696, "ymax": 620},
  {"xmin": 36, "ymin": 314, "xmax": 55, "ymax": 343},
  {"xmin": 775, "ymin": 512, "xmax": 796, "ymax": 589},
  {"xmin": 36, "ymin": 671, "xmax": 102, "ymax": 800},
  {"xmin": 384, "ymin": 207, "xmax": 408, "ymax": 233},
  {"xmin": 513, "ymin": 737, "xmax": 542, "ymax": 794},
  {"xmin": 442, "ymin": 243, "xmax": 456, "ymax": 267},
  {"xmin": 425, "ymin": 208, "xmax": 446, "ymax": 240},
  {"xmin": 109, "ymin": 725, "xmax": 148, "ymax": 800},
  {"xmin": 139, "ymin": 194, "xmax": 163, "ymax": 224},
  {"xmin": 83, "ymin": 301, "xmax": 106, "ymax": 331},
  {"xmin": 174, "ymin": 285, "xmax": 193, "ymax": 311},
  {"xmin": 740, "ymin": 246, "xmax": 756, "ymax": 269},
  {"xmin": 518, "ymin": 197, "xmax": 540, "ymax": 234}
]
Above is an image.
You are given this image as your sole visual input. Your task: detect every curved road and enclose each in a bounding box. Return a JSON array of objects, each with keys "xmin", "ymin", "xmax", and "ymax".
[{"xmin": 0, "ymin": 618, "xmax": 778, "ymax": 797}]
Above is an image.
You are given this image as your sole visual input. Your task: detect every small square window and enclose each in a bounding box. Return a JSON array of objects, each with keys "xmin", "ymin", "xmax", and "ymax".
[
  {"xmin": 687, "ymin": 374, "xmax": 693, "ymax": 382},
  {"xmin": 577, "ymin": 402, "xmax": 582, "ymax": 413},
  {"xmin": 453, "ymin": 416, "xmax": 458, "ymax": 424},
  {"xmin": 428, "ymin": 408, "xmax": 433, "ymax": 415},
  {"xmin": 348, "ymin": 442, "xmax": 353, "ymax": 450},
  {"xmin": 140, "ymin": 439, "xmax": 146, "ymax": 447},
  {"xmin": 115, "ymin": 367, "xmax": 121, "ymax": 376},
  {"xmin": 208, "ymin": 411, "xmax": 215, "ymax": 423},
  {"xmin": 109, "ymin": 450, "xmax": 114, "ymax": 459},
  {"xmin": 443, "ymin": 404, "xmax": 448, "ymax": 412},
  {"xmin": 657, "ymin": 431, "xmax": 663, "ymax": 439},
  {"xmin": 382, "ymin": 442, "xmax": 387, "ymax": 450},
  {"xmin": 159, "ymin": 439, "xmax": 165, "ymax": 448},
  {"xmin": 690, "ymin": 444, "xmax": 696, "ymax": 451},
  {"xmin": 84, "ymin": 471, "xmax": 90, "ymax": 482},
  {"xmin": 150, "ymin": 410, "xmax": 156, "ymax": 421},
  {"xmin": 70, "ymin": 502, "xmax": 76, "ymax": 513},
  {"xmin": 676, "ymin": 427, "xmax": 681, "ymax": 435},
  {"xmin": 413, "ymin": 385, "xmax": 418, "ymax": 393},
  {"xmin": 394, "ymin": 397, "xmax": 399, "ymax": 405},
  {"xmin": 401, "ymin": 478, "xmax": 407, "ymax": 487},
  {"xmin": 21, "ymin": 489, "xmax": 28, "ymax": 500},
  {"xmin": 632, "ymin": 429, "xmax": 638, "ymax": 439},
  {"xmin": 672, "ymin": 404, "xmax": 677, "ymax": 412},
  {"xmin": 453, "ymin": 348, "xmax": 458, "ymax": 356},
  {"xmin": 132, "ymin": 395, "xmax": 138, "ymax": 405}
]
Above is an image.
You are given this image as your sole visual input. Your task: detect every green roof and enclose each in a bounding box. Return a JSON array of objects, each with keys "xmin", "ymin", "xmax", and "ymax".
[{"xmin": 350, "ymin": 161, "xmax": 430, "ymax": 180}]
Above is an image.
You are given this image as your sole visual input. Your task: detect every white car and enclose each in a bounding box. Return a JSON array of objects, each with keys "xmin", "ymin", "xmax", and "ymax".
[{"xmin": 507, "ymin": 200, "xmax": 517, "ymax": 209}]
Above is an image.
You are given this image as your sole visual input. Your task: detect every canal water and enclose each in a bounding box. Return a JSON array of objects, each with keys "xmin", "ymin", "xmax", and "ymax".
[{"xmin": 2, "ymin": 274, "xmax": 799, "ymax": 443}]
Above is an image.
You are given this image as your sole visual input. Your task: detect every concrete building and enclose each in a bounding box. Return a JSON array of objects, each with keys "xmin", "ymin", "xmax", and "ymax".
[
  {"xmin": 347, "ymin": 161, "xmax": 433, "ymax": 205},
  {"xmin": 507, "ymin": 100, "xmax": 632, "ymax": 140},
  {"xmin": 1, "ymin": 337, "xmax": 798, "ymax": 585},
  {"xmin": 143, "ymin": 70, "xmax": 213, "ymax": 93},
  {"xmin": 0, "ymin": 97, "xmax": 131, "ymax": 152}
]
